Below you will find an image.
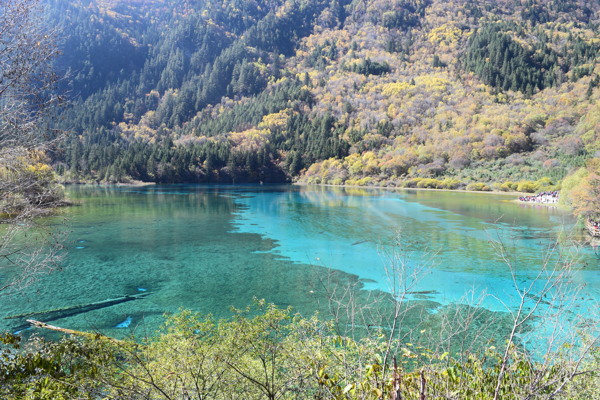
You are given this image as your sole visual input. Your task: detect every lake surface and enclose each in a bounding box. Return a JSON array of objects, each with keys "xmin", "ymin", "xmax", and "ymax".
[{"xmin": 1, "ymin": 185, "xmax": 598, "ymax": 353}]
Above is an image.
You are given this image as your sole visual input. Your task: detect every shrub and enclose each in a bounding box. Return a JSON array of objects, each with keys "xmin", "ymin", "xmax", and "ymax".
[
  {"xmin": 505, "ymin": 154, "xmax": 525, "ymax": 166},
  {"xmin": 355, "ymin": 177, "xmax": 374, "ymax": 186},
  {"xmin": 403, "ymin": 178, "xmax": 422, "ymax": 188},
  {"xmin": 466, "ymin": 182, "xmax": 491, "ymax": 191},
  {"xmin": 535, "ymin": 177, "xmax": 554, "ymax": 188},
  {"xmin": 543, "ymin": 159, "xmax": 561, "ymax": 169},
  {"xmin": 516, "ymin": 180, "xmax": 539, "ymax": 193},
  {"xmin": 497, "ymin": 181, "xmax": 517, "ymax": 191},
  {"xmin": 416, "ymin": 178, "xmax": 441, "ymax": 189},
  {"xmin": 439, "ymin": 178, "xmax": 462, "ymax": 189}
]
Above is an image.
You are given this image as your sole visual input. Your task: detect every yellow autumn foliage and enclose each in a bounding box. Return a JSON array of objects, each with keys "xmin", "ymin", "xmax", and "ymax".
[
  {"xmin": 258, "ymin": 109, "xmax": 293, "ymax": 131},
  {"xmin": 380, "ymin": 81, "xmax": 414, "ymax": 97},
  {"xmin": 428, "ymin": 23, "xmax": 463, "ymax": 46},
  {"xmin": 413, "ymin": 74, "xmax": 451, "ymax": 92},
  {"xmin": 229, "ymin": 128, "xmax": 270, "ymax": 151}
]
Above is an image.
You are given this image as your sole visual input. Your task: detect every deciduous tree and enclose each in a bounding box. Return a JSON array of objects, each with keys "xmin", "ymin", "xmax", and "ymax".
[{"xmin": 0, "ymin": 0, "xmax": 63, "ymax": 292}]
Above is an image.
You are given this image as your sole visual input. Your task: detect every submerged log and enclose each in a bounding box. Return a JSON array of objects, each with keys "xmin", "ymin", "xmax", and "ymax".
[
  {"xmin": 524, "ymin": 292, "xmax": 552, "ymax": 306},
  {"xmin": 406, "ymin": 290, "xmax": 440, "ymax": 295},
  {"xmin": 27, "ymin": 319, "xmax": 82, "ymax": 334},
  {"xmin": 27, "ymin": 319, "xmax": 128, "ymax": 344},
  {"xmin": 5, "ymin": 292, "xmax": 151, "ymax": 323}
]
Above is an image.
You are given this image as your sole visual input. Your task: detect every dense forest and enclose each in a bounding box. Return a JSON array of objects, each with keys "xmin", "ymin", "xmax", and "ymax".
[{"xmin": 45, "ymin": 0, "xmax": 599, "ymax": 190}]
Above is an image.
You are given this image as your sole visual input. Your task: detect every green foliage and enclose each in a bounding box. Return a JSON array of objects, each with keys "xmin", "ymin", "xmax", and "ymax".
[
  {"xmin": 0, "ymin": 156, "xmax": 64, "ymax": 220},
  {"xmin": 561, "ymin": 158, "xmax": 600, "ymax": 218},
  {"xmin": 492, "ymin": 177, "xmax": 558, "ymax": 194},
  {"xmin": 496, "ymin": 181, "xmax": 518, "ymax": 192},
  {"xmin": 2, "ymin": 304, "xmax": 598, "ymax": 399},
  {"xmin": 563, "ymin": 338, "xmax": 600, "ymax": 399},
  {"xmin": 466, "ymin": 182, "xmax": 492, "ymax": 191},
  {"xmin": 466, "ymin": 21, "xmax": 599, "ymax": 94},
  {"xmin": 0, "ymin": 333, "xmax": 112, "ymax": 399},
  {"xmin": 345, "ymin": 58, "xmax": 391, "ymax": 76},
  {"xmin": 99, "ymin": 301, "xmax": 385, "ymax": 399},
  {"xmin": 559, "ymin": 167, "xmax": 588, "ymax": 207},
  {"xmin": 516, "ymin": 180, "xmax": 539, "ymax": 193},
  {"xmin": 438, "ymin": 178, "xmax": 463, "ymax": 189},
  {"xmin": 402, "ymin": 177, "xmax": 463, "ymax": 190},
  {"xmin": 465, "ymin": 23, "xmax": 549, "ymax": 94},
  {"xmin": 347, "ymin": 176, "xmax": 374, "ymax": 186}
]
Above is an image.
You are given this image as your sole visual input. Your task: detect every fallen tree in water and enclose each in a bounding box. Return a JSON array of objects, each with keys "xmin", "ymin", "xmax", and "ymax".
[
  {"xmin": 4, "ymin": 292, "xmax": 151, "ymax": 333},
  {"xmin": 5, "ymin": 292, "xmax": 151, "ymax": 321},
  {"xmin": 26, "ymin": 319, "xmax": 128, "ymax": 345}
]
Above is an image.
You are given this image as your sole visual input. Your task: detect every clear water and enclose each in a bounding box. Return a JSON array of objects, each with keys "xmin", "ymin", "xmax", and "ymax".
[{"xmin": 1, "ymin": 185, "xmax": 598, "ymax": 353}]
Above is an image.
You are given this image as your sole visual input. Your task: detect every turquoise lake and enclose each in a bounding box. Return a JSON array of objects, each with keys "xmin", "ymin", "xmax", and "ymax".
[{"xmin": 1, "ymin": 185, "xmax": 598, "ymax": 353}]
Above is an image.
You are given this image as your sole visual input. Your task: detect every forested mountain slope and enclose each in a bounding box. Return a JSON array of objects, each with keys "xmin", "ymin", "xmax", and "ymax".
[{"xmin": 47, "ymin": 0, "xmax": 600, "ymax": 189}]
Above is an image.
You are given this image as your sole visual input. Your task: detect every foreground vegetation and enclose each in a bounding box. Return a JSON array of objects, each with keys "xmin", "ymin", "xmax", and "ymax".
[{"xmin": 1, "ymin": 300, "xmax": 599, "ymax": 400}]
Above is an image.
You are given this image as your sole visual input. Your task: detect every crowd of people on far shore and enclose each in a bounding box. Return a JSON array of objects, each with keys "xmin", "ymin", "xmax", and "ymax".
[{"xmin": 518, "ymin": 191, "xmax": 559, "ymax": 204}]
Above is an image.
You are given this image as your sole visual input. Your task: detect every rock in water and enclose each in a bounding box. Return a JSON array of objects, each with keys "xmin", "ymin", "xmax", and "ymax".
[{"xmin": 115, "ymin": 316, "xmax": 132, "ymax": 328}]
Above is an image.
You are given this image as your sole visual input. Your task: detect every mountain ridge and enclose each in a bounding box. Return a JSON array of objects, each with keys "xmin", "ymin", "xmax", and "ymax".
[{"xmin": 47, "ymin": 0, "xmax": 599, "ymax": 192}]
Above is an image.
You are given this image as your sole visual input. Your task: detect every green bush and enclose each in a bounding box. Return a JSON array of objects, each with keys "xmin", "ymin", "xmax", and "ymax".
[
  {"xmin": 497, "ymin": 181, "xmax": 518, "ymax": 191},
  {"xmin": 516, "ymin": 180, "xmax": 539, "ymax": 193},
  {"xmin": 536, "ymin": 177, "xmax": 553, "ymax": 187},
  {"xmin": 416, "ymin": 178, "xmax": 441, "ymax": 189},
  {"xmin": 466, "ymin": 182, "xmax": 491, "ymax": 191},
  {"xmin": 355, "ymin": 177, "xmax": 374, "ymax": 186},
  {"xmin": 403, "ymin": 178, "xmax": 422, "ymax": 188},
  {"xmin": 439, "ymin": 178, "xmax": 462, "ymax": 189}
]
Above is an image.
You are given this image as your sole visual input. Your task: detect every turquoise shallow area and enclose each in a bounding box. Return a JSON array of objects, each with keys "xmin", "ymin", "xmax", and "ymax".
[
  {"xmin": 0, "ymin": 185, "xmax": 598, "ymax": 351},
  {"xmin": 233, "ymin": 187, "xmax": 599, "ymax": 308}
]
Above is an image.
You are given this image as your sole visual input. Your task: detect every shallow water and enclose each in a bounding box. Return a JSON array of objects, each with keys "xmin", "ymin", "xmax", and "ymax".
[{"xmin": 1, "ymin": 185, "xmax": 598, "ymax": 352}]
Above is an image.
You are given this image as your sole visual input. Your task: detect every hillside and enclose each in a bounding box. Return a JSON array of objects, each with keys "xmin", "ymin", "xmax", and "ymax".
[{"xmin": 47, "ymin": 0, "xmax": 600, "ymax": 190}]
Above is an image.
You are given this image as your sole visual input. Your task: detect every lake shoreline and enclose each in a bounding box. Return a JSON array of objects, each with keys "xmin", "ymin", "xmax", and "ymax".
[
  {"xmin": 59, "ymin": 178, "xmax": 551, "ymax": 199},
  {"xmin": 61, "ymin": 180, "xmax": 570, "ymax": 209},
  {"xmin": 294, "ymin": 182, "xmax": 577, "ymax": 213},
  {"xmin": 62, "ymin": 180, "xmax": 156, "ymax": 187},
  {"xmin": 294, "ymin": 182, "xmax": 528, "ymax": 197}
]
